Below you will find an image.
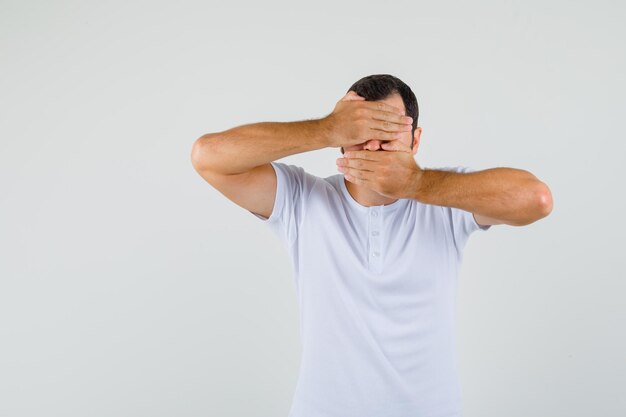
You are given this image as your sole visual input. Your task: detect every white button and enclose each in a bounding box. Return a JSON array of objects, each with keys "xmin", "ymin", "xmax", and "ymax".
[
  {"xmin": 372, "ymin": 251, "xmax": 379, "ymax": 257},
  {"xmin": 371, "ymin": 231, "xmax": 379, "ymax": 236},
  {"xmin": 371, "ymin": 211, "xmax": 378, "ymax": 217}
]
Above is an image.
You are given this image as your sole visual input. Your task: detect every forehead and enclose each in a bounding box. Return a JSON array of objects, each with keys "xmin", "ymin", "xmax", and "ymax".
[{"xmin": 377, "ymin": 93, "xmax": 405, "ymax": 114}]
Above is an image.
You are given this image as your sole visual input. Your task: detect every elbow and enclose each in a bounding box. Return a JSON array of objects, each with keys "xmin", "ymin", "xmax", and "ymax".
[
  {"xmin": 191, "ymin": 133, "xmax": 218, "ymax": 172},
  {"xmin": 535, "ymin": 181, "xmax": 553, "ymax": 219}
]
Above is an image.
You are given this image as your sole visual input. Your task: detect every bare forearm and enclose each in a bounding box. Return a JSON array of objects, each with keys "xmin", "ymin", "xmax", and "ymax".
[
  {"xmin": 412, "ymin": 168, "xmax": 553, "ymax": 225},
  {"xmin": 191, "ymin": 119, "xmax": 331, "ymax": 175}
]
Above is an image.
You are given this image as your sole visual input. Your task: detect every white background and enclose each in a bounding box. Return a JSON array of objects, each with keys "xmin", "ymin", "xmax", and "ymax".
[{"xmin": 1, "ymin": 1, "xmax": 625, "ymax": 416}]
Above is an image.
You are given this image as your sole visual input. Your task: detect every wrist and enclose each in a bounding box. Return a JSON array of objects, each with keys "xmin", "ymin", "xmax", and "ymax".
[
  {"xmin": 411, "ymin": 168, "xmax": 427, "ymax": 202},
  {"xmin": 317, "ymin": 116, "xmax": 337, "ymax": 148}
]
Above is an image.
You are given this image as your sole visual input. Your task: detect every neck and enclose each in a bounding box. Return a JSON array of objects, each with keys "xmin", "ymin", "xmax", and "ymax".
[{"xmin": 344, "ymin": 177, "xmax": 398, "ymax": 207}]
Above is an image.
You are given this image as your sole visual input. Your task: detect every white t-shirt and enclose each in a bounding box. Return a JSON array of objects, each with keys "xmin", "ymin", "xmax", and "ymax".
[{"xmin": 251, "ymin": 161, "xmax": 491, "ymax": 417}]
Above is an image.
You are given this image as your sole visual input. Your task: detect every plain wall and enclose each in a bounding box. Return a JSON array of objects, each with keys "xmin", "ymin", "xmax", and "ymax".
[{"xmin": 1, "ymin": 0, "xmax": 625, "ymax": 416}]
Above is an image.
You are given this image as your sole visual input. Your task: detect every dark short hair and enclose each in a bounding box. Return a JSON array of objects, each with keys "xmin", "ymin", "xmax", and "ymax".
[{"xmin": 341, "ymin": 74, "xmax": 419, "ymax": 154}]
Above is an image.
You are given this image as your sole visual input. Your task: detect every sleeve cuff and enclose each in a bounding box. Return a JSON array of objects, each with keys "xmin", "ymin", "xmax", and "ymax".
[
  {"xmin": 469, "ymin": 210, "xmax": 492, "ymax": 232},
  {"xmin": 250, "ymin": 161, "xmax": 283, "ymax": 223}
]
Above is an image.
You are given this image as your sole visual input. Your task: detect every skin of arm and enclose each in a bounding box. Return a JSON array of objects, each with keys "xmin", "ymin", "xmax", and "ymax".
[
  {"xmin": 338, "ymin": 147, "xmax": 553, "ymax": 227},
  {"xmin": 191, "ymin": 91, "xmax": 410, "ymax": 175},
  {"xmin": 410, "ymin": 168, "xmax": 553, "ymax": 226},
  {"xmin": 191, "ymin": 120, "xmax": 332, "ymax": 175}
]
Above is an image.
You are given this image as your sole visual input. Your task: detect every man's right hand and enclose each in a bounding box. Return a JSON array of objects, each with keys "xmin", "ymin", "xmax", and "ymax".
[{"xmin": 320, "ymin": 91, "xmax": 414, "ymax": 148}]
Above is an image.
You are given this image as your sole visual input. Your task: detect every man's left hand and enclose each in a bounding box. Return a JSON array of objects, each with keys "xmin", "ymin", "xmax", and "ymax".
[{"xmin": 336, "ymin": 140, "xmax": 423, "ymax": 200}]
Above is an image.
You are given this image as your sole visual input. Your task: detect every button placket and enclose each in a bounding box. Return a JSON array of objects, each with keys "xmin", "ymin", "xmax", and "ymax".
[{"xmin": 368, "ymin": 207, "xmax": 382, "ymax": 271}]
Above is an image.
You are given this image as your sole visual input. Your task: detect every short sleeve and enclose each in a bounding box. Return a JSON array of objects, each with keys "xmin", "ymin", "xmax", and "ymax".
[
  {"xmin": 437, "ymin": 165, "xmax": 491, "ymax": 253},
  {"xmin": 250, "ymin": 161, "xmax": 317, "ymax": 246}
]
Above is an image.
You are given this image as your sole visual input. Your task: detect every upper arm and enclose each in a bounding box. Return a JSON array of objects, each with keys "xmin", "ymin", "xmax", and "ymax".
[
  {"xmin": 193, "ymin": 162, "xmax": 278, "ymax": 220},
  {"xmin": 192, "ymin": 136, "xmax": 316, "ymax": 245},
  {"xmin": 436, "ymin": 165, "xmax": 503, "ymax": 228}
]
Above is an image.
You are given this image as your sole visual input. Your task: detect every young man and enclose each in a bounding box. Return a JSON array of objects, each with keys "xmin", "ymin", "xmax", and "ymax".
[{"xmin": 191, "ymin": 74, "xmax": 553, "ymax": 417}]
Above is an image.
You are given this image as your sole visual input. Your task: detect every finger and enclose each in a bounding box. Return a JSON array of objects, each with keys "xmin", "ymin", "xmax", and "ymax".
[
  {"xmin": 342, "ymin": 90, "xmax": 366, "ymax": 101},
  {"xmin": 366, "ymin": 129, "xmax": 405, "ymax": 141},
  {"xmin": 369, "ymin": 119, "xmax": 413, "ymax": 133},
  {"xmin": 380, "ymin": 141, "xmax": 400, "ymax": 151},
  {"xmin": 338, "ymin": 157, "xmax": 375, "ymax": 171},
  {"xmin": 360, "ymin": 100, "xmax": 407, "ymax": 117},
  {"xmin": 381, "ymin": 140, "xmax": 411, "ymax": 152},
  {"xmin": 344, "ymin": 172, "xmax": 366, "ymax": 185},
  {"xmin": 342, "ymin": 167, "xmax": 372, "ymax": 185},
  {"xmin": 348, "ymin": 90, "xmax": 365, "ymax": 98},
  {"xmin": 343, "ymin": 150, "xmax": 382, "ymax": 161},
  {"xmin": 370, "ymin": 110, "xmax": 413, "ymax": 127}
]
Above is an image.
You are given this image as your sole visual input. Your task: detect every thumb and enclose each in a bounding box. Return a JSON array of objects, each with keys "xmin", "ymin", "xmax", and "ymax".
[
  {"xmin": 381, "ymin": 141, "xmax": 398, "ymax": 151},
  {"xmin": 341, "ymin": 90, "xmax": 365, "ymax": 101},
  {"xmin": 381, "ymin": 141, "xmax": 410, "ymax": 152}
]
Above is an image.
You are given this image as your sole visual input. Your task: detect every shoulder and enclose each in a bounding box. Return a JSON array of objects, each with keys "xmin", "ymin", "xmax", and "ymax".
[
  {"xmin": 270, "ymin": 161, "xmax": 320, "ymax": 186},
  {"xmin": 270, "ymin": 161, "xmax": 332, "ymax": 203}
]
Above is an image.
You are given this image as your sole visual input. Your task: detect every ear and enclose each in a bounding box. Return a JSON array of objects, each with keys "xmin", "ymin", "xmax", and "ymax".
[{"xmin": 412, "ymin": 127, "xmax": 422, "ymax": 156}]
